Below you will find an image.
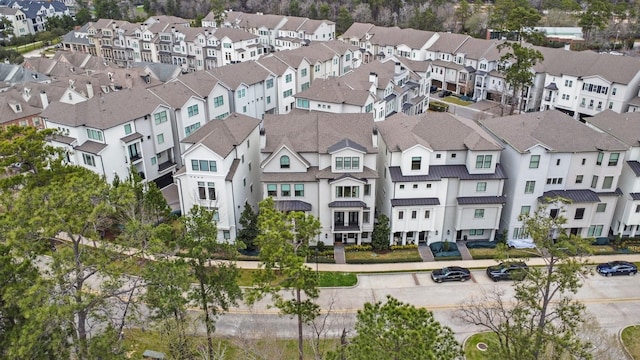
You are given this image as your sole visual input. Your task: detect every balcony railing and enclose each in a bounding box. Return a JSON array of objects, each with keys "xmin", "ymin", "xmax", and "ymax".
[
  {"xmin": 129, "ymin": 154, "xmax": 142, "ymax": 162},
  {"xmin": 334, "ymin": 223, "xmax": 360, "ymax": 231},
  {"xmin": 158, "ymin": 160, "xmax": 176, "ymax": 172}
]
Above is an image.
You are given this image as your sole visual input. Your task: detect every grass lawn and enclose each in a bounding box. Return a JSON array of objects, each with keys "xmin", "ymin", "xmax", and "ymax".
[
  {"xmin": 621, "ymin": 325, "xmax": 640, "ymax": 359},
  {"xmin": 237, "ymin": 268, "xmax": 357, "ymax": 287},
  {"xmin": 122, "ymin": 328, "xmax": 338, "ymax": 359},
  {"xmin": 345, "ymin": 249, "xmax": 422, "ymax": 264},
  {"xmin": 441, "ymin": 96, "xmax": 473, "ymax": 106},
  {"xmin": 464, "ymin": 332, "xmax": 499, "ymax": 360},
  {"xmin": 467, "ymin": 247, "xmax": 538, "ymax": 260}
]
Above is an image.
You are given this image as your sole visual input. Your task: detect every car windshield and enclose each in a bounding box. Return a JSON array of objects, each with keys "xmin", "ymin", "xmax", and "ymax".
[{"xmin": 441, "ymin": 267, "xmax": 449, "ymax": 273}]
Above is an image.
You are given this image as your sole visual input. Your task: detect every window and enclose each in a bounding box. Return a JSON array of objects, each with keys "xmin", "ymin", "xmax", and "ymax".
[
  {"xmin": 336, "ymin": 157, "xmax": 359, "ymax": 170},
  {"xmin": 602, "ymin": 176, "xmax": 613, "ymax": 189},
  {"xmin": 411, "ymin": 156, "xmax": 421, "ymax": 170},
  {"xmin": 214, "ymin": 96, "xmax": 224, "ymax": 108},
  {"xmin": 267, "ymin": 184, "xmax": 277, "ymax": 196},
  {"xmin": 297, "ymin": 98, "xmax": 309, "ymax": 108},
  {"xmin": 399, "ymin": 185, "xmax": 405, "ymax": 189},
  {"xmin": 266, "ymin": 96, "xmax": 271, "ymax": 104},
  {"xmin": 596, "ymin": 203, "xmax": 607, "ymax": 212},
  {"xmin": 520, "ymin": 206, "xmax": 530, "ymax": 216},
  {"xmin": 469, "ymin": 229, "xmax": 484, "ymax": 236},
  {"xmin": 197, "ymin": 181, "xmax": 216, "ymax": 200},
  {"xmin": 474, "ymin": 209, "xmax": 485, "ymax": 218},
  {"xmin": 185, "ymin": 122, "xmax": 201, "ymax": 136},
  {"xmin": 222, "ymin": 230, "xmax": 230, "ymax": 240},
  {"xmin": 151, "ymin": 156, "xmax": 157, "ymax": 165},
  {"xmin": 283, "ymin": 89, "xmax": 293, "ymax": 97},
  {"xmin": 574, "ymin": 208, "xmax": 585, "ymax": 220},
  {"xmin": 86, "ymin": 129, "xmax": 103, "ymax": 141},
  {"xmin": 301, "ymin": 68, "xmax": 307, "ymax": 76},
  {"xmin": 191, "ymin": 159, "xmax": 217, "ymax": 172},
  {"xmin": 587, "ymin": 225, "xmax": 603, "ymax": 237},
  {"xmin": 550, "ymin": 209, "xmax": 559, "ymax": 218},
  {"xmin": 608, "ymin": 153, "xmax": 620, "ymax": 166},
  {"xmin": 596, "ymin": 152, "xmax": 604, "ymax": 165},
  {"xmin": 412, "ymin": 184, "xmax": 418, "ymax": 189},
  {"xmin": 529, "ymin": 155, "xmax": 540, "ymax": 168},
  {"xmin": 237, "ymin": 89, "xmax": 246, "ymax": 98},
  {"xmin": 157, "ymin": 133, "xmax": 164, "ymax": 144},
  {"xmin": 82, "ymin": 153, "xmax": 95, "ymax": 167},
  {"xmin": 154, "ymin": 111, "xmax": 168, "ymax": 124},
  {"xmin": 124, "ymin": 124, "xmax": 132, "ymax": 134},
  {"xmin": 424, "ymin": 210, "xmax": 430, "ymax": 218},
  {"xmin": 476, "ymin": 182, "xmax": 487, "ymax": 192},
  {"xmin": 363, "ymin": 211, "xmax": 370, "ymax": 223},
  {"xmin": 280, "ymin": 155, "xmax": 290, "ymax": 168},
  {"xmin": 636, "ymin": 205, "xmax": 640, "ymax": 213},
  {"xmin": 281, "ymin": 184, "xmax": 291, "ymax": 197},
  {"xmin": 187, "ymin": 104, "xmax": 199, "ymax": 117},
  {"xmin": 315, "ymin": 64, "xmax": 320, "ymax": 72},
  {"xmin": 285, "ymin": 74, "xmax": 292, "ymax": 83},
  {"xmin": 475, "ymin": 155, "xmax": 492, "ymax": 168},
  {"xmin": 294, "ymin": 184, "xmax": 304, "ymax": 197},
  {"xmin": 524, "ymin": 181, "xmax": 535, "ymax": 194},
  {"xmin": 336, "ymin": 186, "xmax": 359, "ymax": 198},
  {"xmin": 576, "ymin": 175, "xmax": 583, "ymax": 184},
  {"xmin": 591, "ymin": 175, "xmax": 598, "ymax": 188},
  {"xmin": 364, "ymin": 184, "xmax": 371, "ymax": 196},
  {"xmin": 398, "ymin": 211, "xmax": 404, "ymax": 220},
  {"xmin": 436, "ymin": 154, "xmax": 441, "ymax": 159}
]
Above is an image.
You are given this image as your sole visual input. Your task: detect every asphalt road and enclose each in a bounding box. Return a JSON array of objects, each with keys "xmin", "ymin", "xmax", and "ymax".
[{"xmin": 212, "ymin": 269, "xmax": 640, "ymax": 343}]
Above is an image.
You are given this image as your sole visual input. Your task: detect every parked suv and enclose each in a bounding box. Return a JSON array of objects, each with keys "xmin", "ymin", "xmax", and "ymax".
[{"xmin": 486, "ymin": 262, "xmax": 529, "ymax": 281}]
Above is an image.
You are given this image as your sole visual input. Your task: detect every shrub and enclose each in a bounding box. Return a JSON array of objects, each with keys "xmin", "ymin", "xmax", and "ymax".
[
  {"xmin": 390, "ymin": 244, "xmax": 418, "ymax": 251},
  {"xmin": 429, "ymin": 101, "xmax": 449, "ymax": 112},
  {"xmin": 344, "ymin": 244, "xmax": 373, "ymax": 252}
]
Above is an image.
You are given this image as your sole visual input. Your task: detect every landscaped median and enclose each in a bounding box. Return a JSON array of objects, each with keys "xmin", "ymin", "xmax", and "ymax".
[
  {"xmin": 621, "ymin": 325, "xmax": 640, "ymax": 359},
  {"xmin": 344, "ymin": 244, "xmax": 422, "ymax": 264}
]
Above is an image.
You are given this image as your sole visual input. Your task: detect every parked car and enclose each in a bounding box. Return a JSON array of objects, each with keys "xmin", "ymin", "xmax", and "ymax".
[
  {"xmin": 430, "ymin": 85, "xmax": 438, "ymax": 93},
  {"xmin": 439, "ymin": 90, "xmax": 452, "ymax": 98},
  {"xmin": 596, "ymin": 261, "xmax": 637, "ymax": 276},
  {"xmin": 431, "ymin": 266, "xmax": 471, "ymax": 283},
  {"xmin": 486, "ymin": 262, "xmax": 529, "ymax": 281}
]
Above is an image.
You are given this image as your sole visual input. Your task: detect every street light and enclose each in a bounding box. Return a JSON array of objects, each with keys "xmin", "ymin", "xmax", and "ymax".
[{"xmin": 315, "ymin": 247, "xmax": 319, "ymax": 275}]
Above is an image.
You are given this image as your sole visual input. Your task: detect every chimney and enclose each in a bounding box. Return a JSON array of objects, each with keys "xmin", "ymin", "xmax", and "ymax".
[
  {"xmin": 40, "ymin": 90, "xmax": 49, "ymax": 109},
  {"xmin": 369, "ymin": 72, "xmax": 378, "ymax": 87},
  {"xmin": 372, "ymin": 127, "xmax": 378, "ymax": 148},
  {"xmin": 86, "ymin": 81, "xmax": 94, "ymax": 98},
  {"xmin": 260, "ymin": 127, "xmax": 266, "ymax": 149},
  {"xmin": 395, "ymin": 62, "xmax": 401, "ymax": 74}
]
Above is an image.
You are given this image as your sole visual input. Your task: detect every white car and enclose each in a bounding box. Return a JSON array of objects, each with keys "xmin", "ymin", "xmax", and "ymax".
[{"xmin": 507, "ymin": 239, "xmax": 536, "ymax": 249}]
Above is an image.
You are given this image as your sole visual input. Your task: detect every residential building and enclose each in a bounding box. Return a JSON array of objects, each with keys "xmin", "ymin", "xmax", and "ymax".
[
  {"xmin": 260, "ymin": 112, "xmax": 378, "ymax": 245},
  {"xmin": 376, "ymin": 112, "xmax": 506, "ymax": 245},
  {"xmin": 585, "ymin": 111, "xmax": 640, "ymax": 237},
  {"xmin": 174, "ymin": 113, "xmax": 262, "ymax": 241},
  {"xmin": 0, "ymin": 7, "xmax": 32, "ymax": 37},
  {"xmin": 480, "ymin": 110, "xmax": 627, "ymax": 242},
  {"xmin": 256, "ymin": 56, "xmax": 297, "ymax": 114}
]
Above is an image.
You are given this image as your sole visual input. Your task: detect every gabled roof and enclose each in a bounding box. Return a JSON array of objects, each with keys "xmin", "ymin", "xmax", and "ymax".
[
  {"xmin": 256, "ymin": 56, "xmax": 292, "ymax": 76},
  {"xmin": 327, "ymin": 138, "xmax": 367, "ymax": 153},
  {"xmin": 368, "ymin": 26, "xmax": 436, "ymax": 50},
  {"xmin": 378, "ymin": 112, "xmax": 503, "ymax": 152},
  {"xmin": 262, "ymin": 112, "xmax": 377, "ymax": 154},
  {"xmin": 480, "ymin": 110, "xmax": 628, "ymax": 153},
  {"xmin": 174, "ymin": 71, "xmax": 223, "ymax": 97},
  {"xmin": 212, "ymin": 27, "xmax": 259, "ymax": 42},
  {"xmin": 429, "ymin": 32, "xmax": 471, "ymax": 54},
  {"xmin": 147, "ymin": 81, "xmax": 200, "ymax": 108},
  {"xmin": 206, "ymin": 61, "xmax": 272, "ymax": 88},
  {"xmin": 182, "ymin": 112, "xmax": 260, "ymax": 158},
  {"xmin": 295, "ymin": 77, "xmax": 372, "ymax": 106},
  {"xmin": 340, "ymin": 22, "xmax": 375, "ymax": 40},
  {"xmin": 586, "ymin": 110, "xmax": 640, "ymax": 148}
]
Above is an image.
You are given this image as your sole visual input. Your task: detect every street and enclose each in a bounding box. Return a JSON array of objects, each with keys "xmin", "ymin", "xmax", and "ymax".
[{"xmin": 211, "ymin": 269, "xmax": 640, "ymax": 343}]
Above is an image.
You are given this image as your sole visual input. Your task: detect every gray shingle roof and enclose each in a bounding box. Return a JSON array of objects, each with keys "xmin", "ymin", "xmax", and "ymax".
[
  {"xmin": 225, "ymin": 158, "xmax": 240, "ymax": 181},
  {"xmin": 378, "ymin": 112, "xmax": 503, "ymax": 152},
  {"xmin": 457, "ymin": 196, "xmax": 507, "ymax": 205},
  {"xmin": 182, "ymin": 112, "xmax": 261, "ymax": 158},
  {"xmin": 121, "ymin": 132, "xmax": 143, "ymax": 143},
  {"xmin": 261, "ymin": 167, "xmax": 320, "ymax": 182},
  {"xmin": 540, "ymin": 189, "xmax": 601, "ymax": 203},
  {"xmin": 295, "ymin": 77, "xmax": 372, "ymax": 106},
  {"xmin": 207, "ymin": 61, "xmax": 272, "ymax": 88},
  {"xmin": 390, "ymin": 198, "xmax": 440, "ymax": 206},
  {"xmin": 389, "ymin": 164, "xmax": 507, "ymax": 182},
  {"xmin": 480, "ymin": 110, "xmax": 628, "ymax": 153},
  {"xmin": 328, "ymin": 201, "xmax": 367, "ymax": 208},
  {"xmin": 586, "ymin": 110, "xmax": 640, "ymax": 148},
  {"xmin": 75, "ymin": 140, "xmax": 107, "ymax": 155},
  {"xmin": 327, "ymin": 138, "xmax": 367, "ymax": 153},
  {"xmin": 275, "ymin": 200, "xmax": 312, "ymax": 211},
  {"xmin": 147, "ymin": 81, "xmax": 199, "ymax": 108}
]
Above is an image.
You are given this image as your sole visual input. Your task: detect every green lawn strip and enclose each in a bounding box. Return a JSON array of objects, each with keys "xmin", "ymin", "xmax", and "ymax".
[
  {"xmin": 621, "ymin": 325, "xmax": 640, "ymax": 359},
  {"xmin": 440, "ymin": 96, "xmax": 473, "ymax": 106},
  {"xmin": 345, "ymin": 249, "xmax": 422, "ymax": 264},
  {"xmin": 469, "ymin": 245, "xmax": 626, "ymax": 260},
  {"xmin": 122, "ymin": 328, "xmax": 338, "ymax": 359},
  {"xmin": 237, "ymin": 268, "xmax": 357, "ymax": 287},
  {"xmin": 464, "ymin": 332, "xmax": 499, "ymax": 360}
]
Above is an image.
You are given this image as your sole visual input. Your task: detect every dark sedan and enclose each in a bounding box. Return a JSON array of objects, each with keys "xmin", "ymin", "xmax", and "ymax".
[
  {"xmin": 431, "ymin": 266, "xmax": 471, "ymax": 283},
  {"xmin": 486, "ymin": 262, "xmax": 529, "ymax": 282},
  {"xmin": 596, "ymin": 261, "xmax": 638, "ymax": 276}
]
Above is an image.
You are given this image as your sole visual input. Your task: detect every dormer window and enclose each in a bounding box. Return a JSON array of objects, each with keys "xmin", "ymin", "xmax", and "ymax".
[
  {"xmin": 280, "ymin": 155, "xmax": 290, "ymax": 169},
  {"xmin": 411, "ymin": 157, "xmax": 421, "ymax": 170},
  {"xmin": 336, "ymin": 156, "xmax": 360, "ymax": 170}
]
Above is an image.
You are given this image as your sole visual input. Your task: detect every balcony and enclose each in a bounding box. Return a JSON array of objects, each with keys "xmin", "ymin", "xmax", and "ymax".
[
  {"xmin": 129, "ymin": 154, "xmax": 142, "ymax": 163},
  {"xmin": 158, "ymin": 160, "xmax": 176, "ymax": 172}
]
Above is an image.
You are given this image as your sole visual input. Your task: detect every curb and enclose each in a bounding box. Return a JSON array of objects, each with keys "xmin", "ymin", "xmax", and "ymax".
[{"xmin": 619, "ymin": 325, "xmax": 637, "ymax": 360}]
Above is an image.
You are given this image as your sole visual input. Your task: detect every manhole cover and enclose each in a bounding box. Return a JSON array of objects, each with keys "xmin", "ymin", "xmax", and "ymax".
[{"xmin": 476, "ymin": 342, "xmax": 488, "ymax": 351}]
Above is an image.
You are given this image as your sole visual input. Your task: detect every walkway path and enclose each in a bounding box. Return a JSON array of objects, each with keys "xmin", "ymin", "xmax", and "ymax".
[
  {"xmin": 456, "ymin": 240, "xmax": 473, "ymax": 260},
  {"xmin": 333, "ymin": 244, "xmax": 345, "ymax": 264},
  {"xmin": 418, "ymin": 244, "xmax": 435, "ymax": 262}
]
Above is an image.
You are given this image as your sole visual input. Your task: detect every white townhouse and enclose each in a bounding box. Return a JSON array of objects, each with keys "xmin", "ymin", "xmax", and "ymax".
[
  {"xmin": 174, "ymin": 71, "xmax": 232, "ymax": 121},
  {"xmin": 293, "ymin": 57, "xmax": 429, "ymax": 121},
  {"xmin": 376, "ymin": 112, "xmax": 506, "ymax": 246},
  {"xmin": 211, "ymin": 27, "xmax": 264, "ymax": 67},
  {"xmin": 264, "ymin": 52, "xmax": 313, "ymax": 92},
  {"xmin": 260, "ymin": 112, "xmax": 378, "ymax": 245},
  {"xmin": 535, "ymin": 47, "xmax": 640, "ymax": 118},
  {"xmin": 41, "ymin": 89, "xmax": 179, "ymax": 185},
  {"xmin": 585, "ymin": 111, "xmax": 640, "ymax": 237},
  {"xmin": 220, "ymin": 11, "xmax": 287, "ymax": 50},
  {"xmin": 174, "ymin": 113, "xmax": 262, "ymax": 242},
  {"xmin": 0, "ymin": 7, "xmax": 32, "ymax": 37},
  {"xmin": 256, "ymin": 56, "xmax": 297, "ymax": 114},
  {"xmin": 480, "ymin": 110, "xmax": 627, "ymax": 243},
  {"xmin": 339, "ymin": 23, "xmax": 438, "ymax": 63},
  {"xmin": 207, "ymin": 61, "xmax": 277, "ymax": 119},
  {"xmin": 147, "ymin": 81, "xmax": 207, "ymax": 158},
  {"xmin": 276, "ymin": 17, "xmax": 335, "ymax": 45}
]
